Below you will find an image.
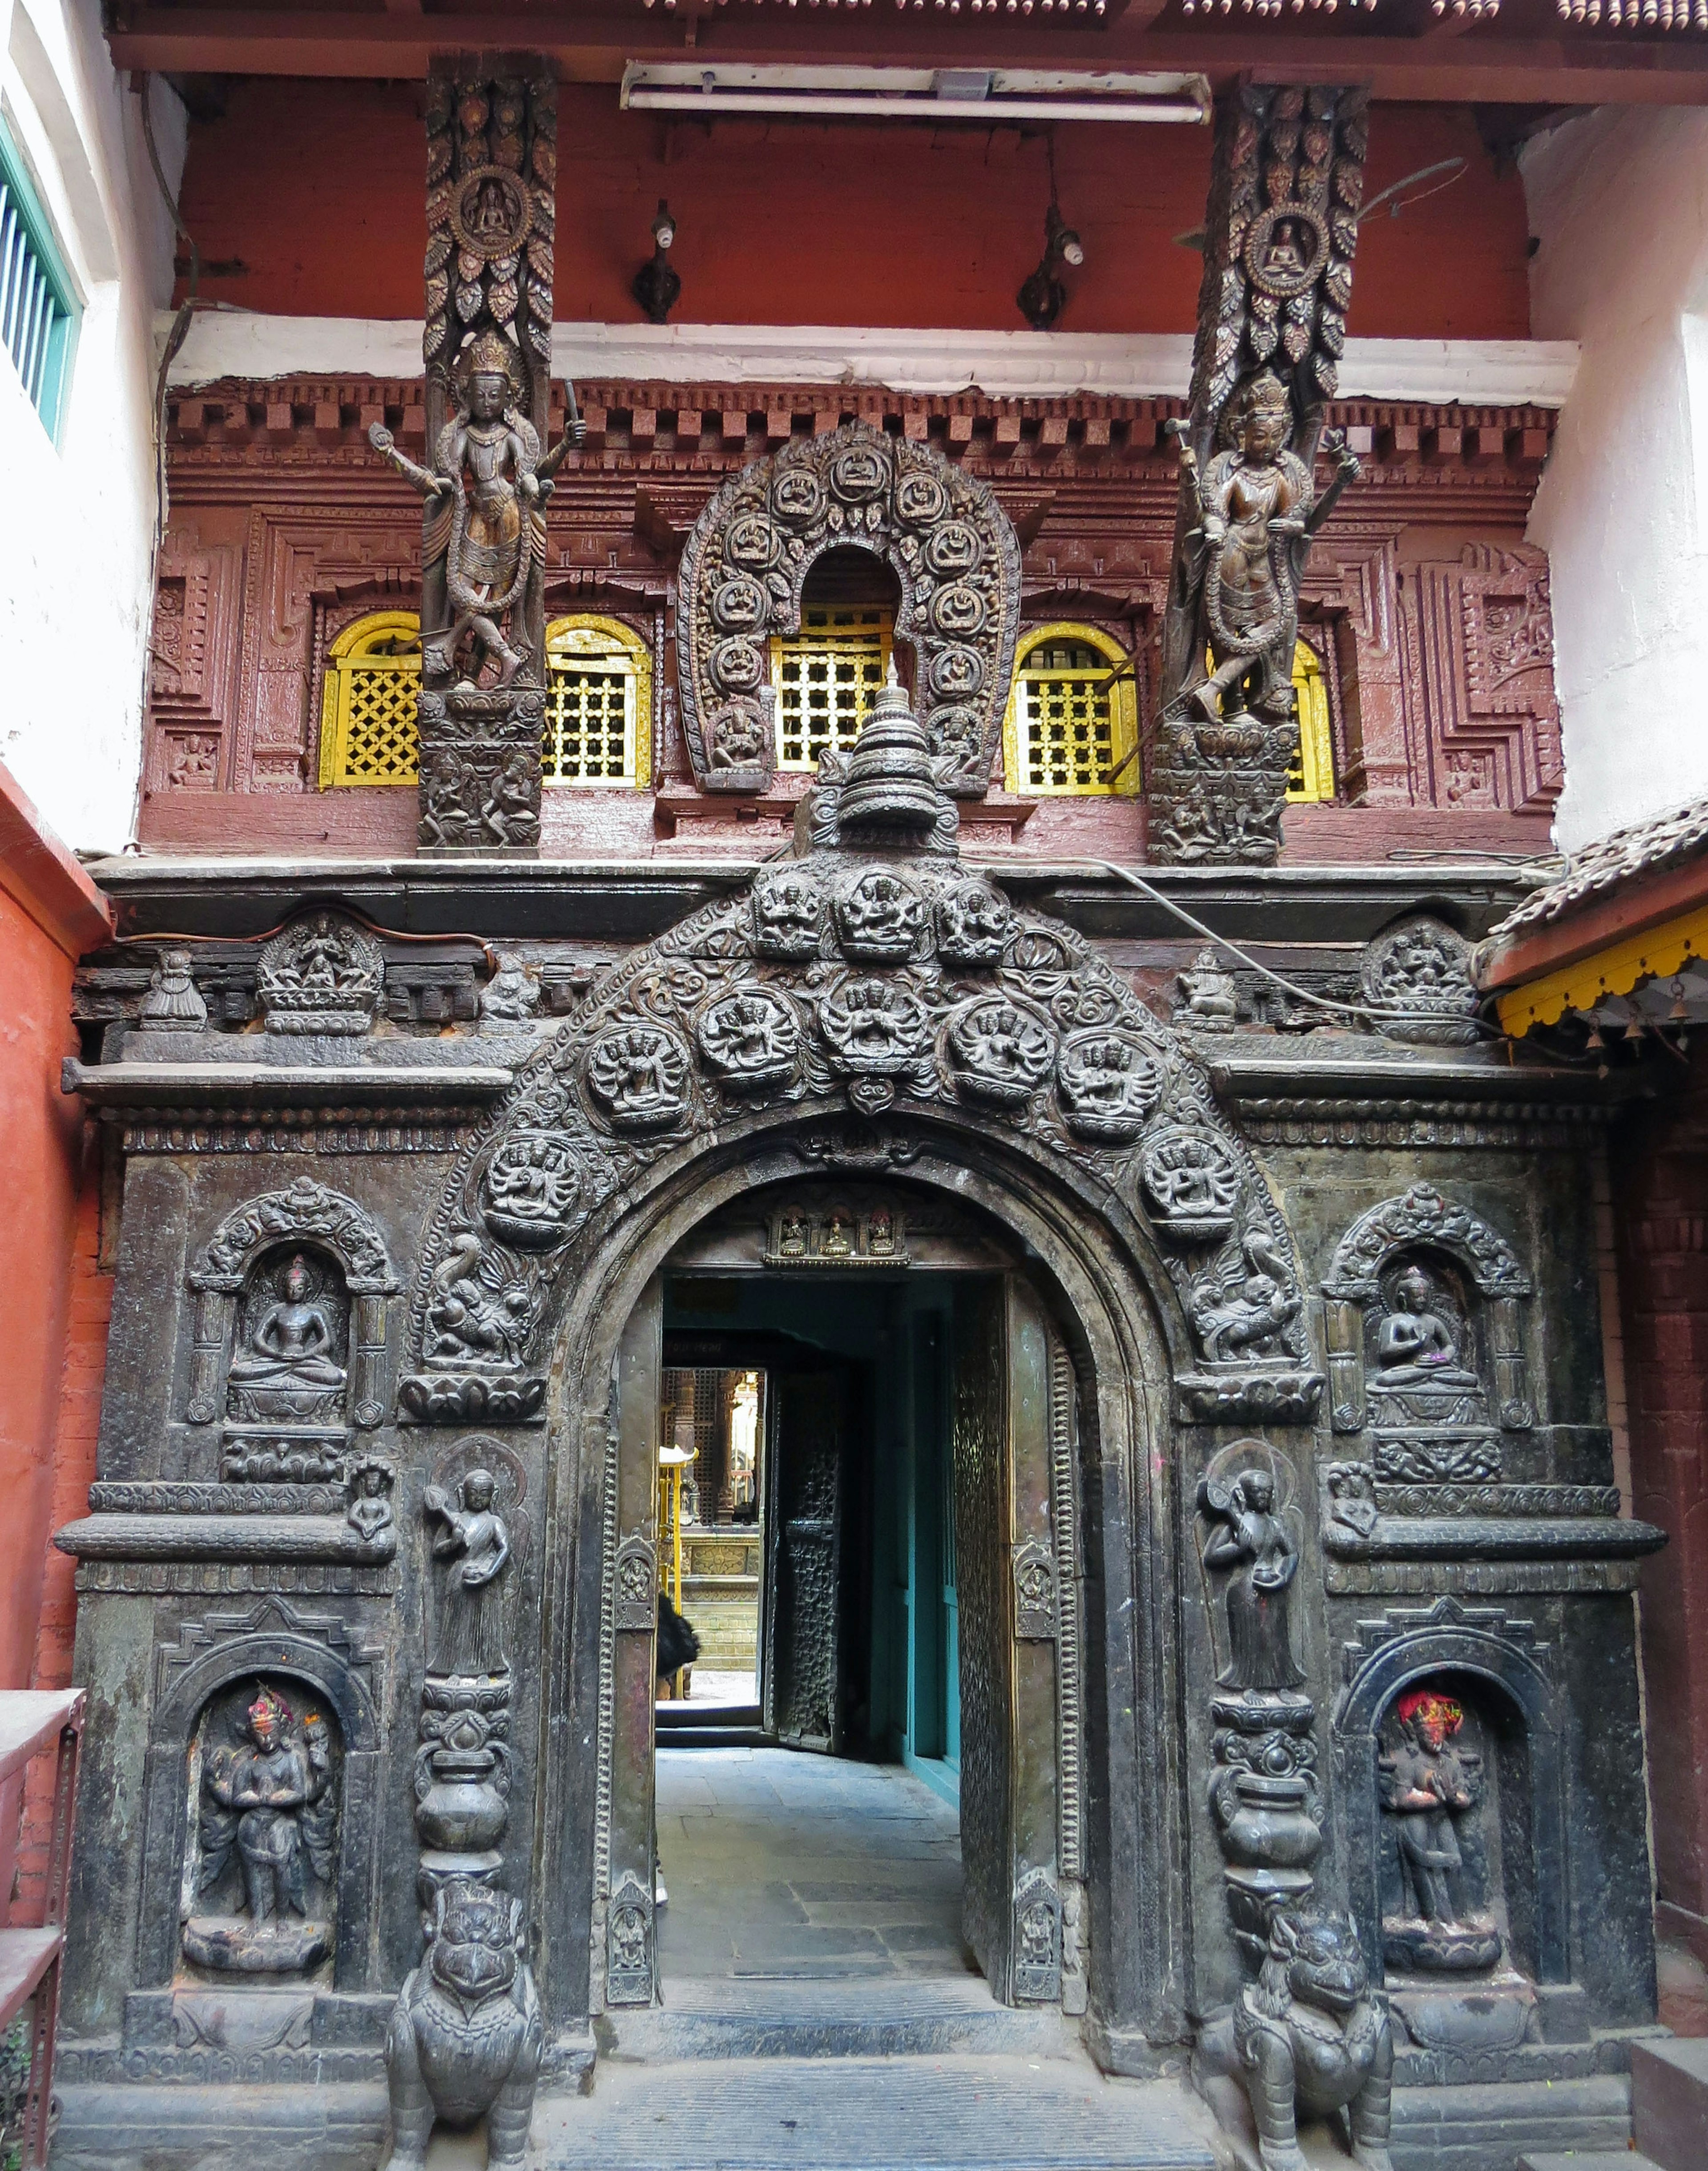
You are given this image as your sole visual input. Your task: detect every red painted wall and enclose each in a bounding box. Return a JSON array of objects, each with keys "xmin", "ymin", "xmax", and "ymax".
[
  {"xmin": 1616, "ymin": 1051, "xmax": 1708, "ymax": 1967},
  {"xmin": 176, "ymin": 81, "xmax": 1529, "ymax": 338},
  {"xmin": 0, "ymin": 770, "xmax": 112, "ymax": 1922}
]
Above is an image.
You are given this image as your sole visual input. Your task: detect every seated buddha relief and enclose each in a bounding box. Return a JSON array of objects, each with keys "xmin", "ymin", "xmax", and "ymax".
[
  {"xmin": 226, "ymin": 1248, "xmax": 350, "ymax": 1426},
  {"xmin": 1367, "ymin": 1258, "xmax": 1485, "ymax": 1426}
]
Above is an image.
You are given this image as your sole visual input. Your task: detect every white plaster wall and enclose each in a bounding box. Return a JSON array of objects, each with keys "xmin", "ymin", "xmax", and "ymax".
[
  {"xmin": 1525, "ymin": 108, "xmax": 1708, "ymax": 854},
  {"xmin": 0, "ymin": 0, "xmax": 182, "ymax": 852}
]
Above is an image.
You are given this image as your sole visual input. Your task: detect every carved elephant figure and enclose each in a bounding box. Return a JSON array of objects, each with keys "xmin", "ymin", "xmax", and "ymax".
[
  {"xmin": 382, "ymin": 1878, "xmax": 541, "ymax": 2167},
  {"xmin": 1229, "ymin": 1906, "xmax": 1394, "ymax": 2171}
]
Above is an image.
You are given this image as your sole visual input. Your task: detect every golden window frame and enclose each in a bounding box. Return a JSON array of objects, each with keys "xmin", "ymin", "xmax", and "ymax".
[
  {"xmin": 317, "ymin": 610, "xmax": 422, "ymax": 788},
  {"xmin": 1003, "ymin": 622, "xmax": 1140, "ymax": 798},
  {"xmin": 769, "ymin": 605, "xmax": 894, "ymax": 773},
  {"xmin": 1287, "ymin": 633, "xmax": 1336, "ymax": 804},
  {"xmin": 543, "ymin": 614, "xmax": 653, "ymax": 788}
]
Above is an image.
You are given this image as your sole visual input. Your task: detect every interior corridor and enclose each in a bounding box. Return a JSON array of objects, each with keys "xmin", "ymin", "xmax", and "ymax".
[{"xmin": 655, "ymin": 1746, "xmax": 970, "ymax": 1983}]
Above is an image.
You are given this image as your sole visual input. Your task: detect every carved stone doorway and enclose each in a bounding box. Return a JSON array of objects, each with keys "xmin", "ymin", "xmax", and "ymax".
[{"xmin": 599, "ymin": 1181, "xmax": 1084, "ymax": 2017}]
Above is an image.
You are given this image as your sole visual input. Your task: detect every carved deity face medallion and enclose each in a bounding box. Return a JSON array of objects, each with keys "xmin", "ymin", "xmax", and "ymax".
[
  {"xmin": 449, "ymin": 165, "xmax": 532, "ymax": 259},
  {"xmin": 752, "ymin": 869, "xmax": 823, "ymax": 959},
  {"xmin": 835, "ymin": 871, "xmax": 926, "ymax": 962},
  {"xmin": 697, "ymin": 990, "xmax": 801, "ymax": 1089},
  {"xmin": 948, "ymin": 998, "xmax": 1055, "ymax": 1106},
  {"xmin": 818, "ymin": 975, "xmax": 931, "ymax": 1073},
  {"xmin": 1055, "ymin": 1031, "xmax": 1160, "ymax": 1144},
  {"xmin": 1140, "ymin": 1129, "xmax": 1242, "ymax": 1238},
  {"xmin": 585, "ymin": 1024, "xmax": 692, "ymax": 1132}
]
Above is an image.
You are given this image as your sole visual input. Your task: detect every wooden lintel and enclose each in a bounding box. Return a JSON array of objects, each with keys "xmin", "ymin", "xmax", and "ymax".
[{"xmin": 104, "ymin": 10, "xmax": 1708, "ymax": 105}]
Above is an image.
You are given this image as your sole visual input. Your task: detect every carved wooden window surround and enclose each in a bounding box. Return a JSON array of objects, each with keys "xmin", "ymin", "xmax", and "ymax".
[
  {"xmin": 318, "ymin": 610, "xmax": 422, "ymax": 788},
  {"xmin": 770, "ymin": 605, "xmax": 893, "ymax": 772},
  {"xmin": 1003, "ymin": 622, "xmax": 1139, "ymax": 798},
  {"xmin": 542, "ymin": 614, "xmax": 653, "ymax": 787}
]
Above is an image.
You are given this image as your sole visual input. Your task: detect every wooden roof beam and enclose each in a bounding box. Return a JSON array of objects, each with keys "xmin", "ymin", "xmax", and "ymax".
[{"xmin": 103, "ymin": 10, "xmax": 1708, "ymax": 105}]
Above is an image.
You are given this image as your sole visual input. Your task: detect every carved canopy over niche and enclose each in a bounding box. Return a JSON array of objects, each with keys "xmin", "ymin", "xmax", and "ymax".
[
  {"xmin": 402, "ymin": 760, "xmax": 1319, "ymax": 1428},
  {"xmin": 676, "ymin": 420, "xmax": 1021, "ymax": 797},
  {"xmin": 1321, "ymin": 1184, "xmax": 1533, "ymax": 1437}
]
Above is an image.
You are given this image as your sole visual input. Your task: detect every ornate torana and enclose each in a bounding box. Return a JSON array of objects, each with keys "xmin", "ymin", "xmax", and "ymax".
[
  {"xmin": 403, "ymin": 673, "xmax": 1317, "ymax": 1424},
  {"xmin": 1155, "ymin": 85, "xmax": 1369, "ymax": 866},
  {"xmin": 367, "ymin": 67, "xmax": 581, "ymax": 857},
  {"xmin": 676, "ymin": 420, "xmax": 1021, "ymax": 797}
]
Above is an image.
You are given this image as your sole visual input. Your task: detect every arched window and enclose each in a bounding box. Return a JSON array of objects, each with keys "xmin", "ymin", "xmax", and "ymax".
[
  {"xmin": 771, "ymin": 604, "xmax": 893, "ymax": 773},
  {"xmin": 543, "ymin": 615, "xmax": 652, "ymax": 786},
  {"xmin": 317, "ymin": 612, "xmax": 421, "ymax": 788},
  {"xmin": 1288, "ymin": 634, "xmax": 1336, "ymax": 803},
  {"xmin": 1004, "ymin": 623, "xmax": 1140, "ymax": 797}
]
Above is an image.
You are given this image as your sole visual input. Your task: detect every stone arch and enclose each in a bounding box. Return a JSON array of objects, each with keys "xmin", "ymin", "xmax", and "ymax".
[
  {"xmin": 676, "ymin": 419, "xmax": 1022, "ymax": 797},
  {"xmin": 399, "ymin": 703, "xmax": 1323, "ymax": 2054},
  {"xmin": 137, "ymin": 1600, "xmax": 385, "ymax": 1994},
  {"xmin": 1331, "ymin": 1598, "xmax": 1567, "ymax": 1986},
  {"xmin": 187, "ymin": 1178, "xmax": 400, "ymax": 1432},
  {"xmin": 525, "ymin": 1110, "xmax": 1186, "ymax": 2047}
]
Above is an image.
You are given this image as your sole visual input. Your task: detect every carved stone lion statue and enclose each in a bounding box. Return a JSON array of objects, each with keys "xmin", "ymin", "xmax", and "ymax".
[
  {"xmin": 382, "ymin": 1877, "xmax": 541, "ymax": 2167},
  {"xmin": 1200, "ymin": 1905, "xmax": 1393, "ymax": 2171}
]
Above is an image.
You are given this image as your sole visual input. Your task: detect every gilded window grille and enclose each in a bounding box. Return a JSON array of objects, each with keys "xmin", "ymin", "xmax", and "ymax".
[
  {"xmin": 318, "ymin": 611, "xmax": 422, "ymax": 787},
  {"xmin": 770, "ymin": 606, "xmax": 892, "ymax": 772},
  {"xmin": 1003, "ymin": 623, "xmax": 1140, "ymax": 797},
  {"xmin": 543, "ymin": 615, "xmax": 652, "ymax": 787},
  {"xmin": 1286, "ymin": 634, "xmax": 1336, "ymax": 804}
]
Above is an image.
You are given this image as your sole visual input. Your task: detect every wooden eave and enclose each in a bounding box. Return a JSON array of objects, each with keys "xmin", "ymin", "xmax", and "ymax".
[
  {"xmin": 108, "ymin": 7, "xmax": 1708, "ymax": 106},
  {"xmin": 1474, "ymin": 851, "xmax": 1708, "ymax": 1031}
]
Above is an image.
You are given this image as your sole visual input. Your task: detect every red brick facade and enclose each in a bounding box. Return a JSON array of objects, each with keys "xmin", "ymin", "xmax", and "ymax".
[{"xmin": 1616, "ymin": 1044, "xmax": 1708, "ymax": 1964}]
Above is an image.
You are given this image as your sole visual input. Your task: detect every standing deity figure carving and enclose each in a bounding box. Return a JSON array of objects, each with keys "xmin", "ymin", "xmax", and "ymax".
[
  {"xmin": 425, "ymin": 1469, "xmax": 513, "ymax": 1677},
  {"xmin": 227, "ymin": 1253, "xmax": 347, "ymax": 1401},
  {"xmin": 368, "ymin": 331, "xmax": 579, "ymax": 691},
  {"xmin": 187, "ymin": 1682, "xmax": 336, "ymax": 1974},
  {"xmin": 1376, "ymin": 1266, "xmax": 1479, "ymax": 1390},
  {"xmin": 1167, "ymin": 374, "xmax": 1358, "ymax": 734},
  {"xmin": 1379, "ymin": 1688, "xmax": 1502, "ymax": 1973},
  {"xmin": 1199, "ymin": 1469, "xmax": 1306, "ymax": 1691}
]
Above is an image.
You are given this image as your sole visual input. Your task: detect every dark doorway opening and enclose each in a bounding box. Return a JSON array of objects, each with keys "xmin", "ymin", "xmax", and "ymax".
[{"xmin": 660, "ymin": 1269, "xmax": 965, "ymax": 1798}]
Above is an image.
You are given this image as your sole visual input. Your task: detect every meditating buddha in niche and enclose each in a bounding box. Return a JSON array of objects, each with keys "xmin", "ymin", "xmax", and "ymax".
[
  {"xmin": 1376, "ymin": 1265, "xmax": 1478, "ymax": 1390},
  {"xmin": 228, "ymin": 1253, "xmax": 346, "ymax": 1396}
]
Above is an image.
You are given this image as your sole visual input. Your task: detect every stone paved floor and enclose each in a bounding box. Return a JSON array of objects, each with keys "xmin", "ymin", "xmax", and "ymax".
[{"xmin": 655, "ymin": 1745, "xmax": 971, "ymax": 1982}]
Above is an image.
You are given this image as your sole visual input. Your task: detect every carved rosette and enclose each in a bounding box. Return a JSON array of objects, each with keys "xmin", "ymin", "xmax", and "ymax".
[
  {"xmin": 1153, "ymin": 84, "xmax": 1369, "ymax": 867},
  {"xmin": 676, "ymin": 421, "xmax": 1020, "ymax": 795}
]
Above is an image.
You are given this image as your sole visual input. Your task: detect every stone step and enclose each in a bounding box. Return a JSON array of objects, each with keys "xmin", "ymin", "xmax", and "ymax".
[
  {"xmin": 598, "ymin": 1974, "xmax": 1073, "ymax": 2061},
  {"xmin": 1632, "ymin": 2035, "xmax": 1708, "ymax": 2170},
  {"xmin": 534, "ymin": 2052, "xmax": 1218, "ymax": 2170},
  {"xmin": 1519, "ymin": 2158, "xmax": 1664, "ymax": 2171}
]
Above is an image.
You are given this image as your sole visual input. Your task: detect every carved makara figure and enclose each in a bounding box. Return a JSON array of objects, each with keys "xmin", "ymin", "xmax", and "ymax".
[
  {"xmin": 1199, "ymin": 1469, "xmax": 1306, "ymax": 1692},
  {"xmin": 426, "ymin": 1469, "xmax": 513, "ymax": 1678},
  {"xmin": 1379, "ymin": 1688, "xmax": 1502, "ymax": 1973},
  {"xmin": 368, "ymin": 330, "xmax": 578, "ymax": 690},
  {"xmin": 1191, "ymin": 1232, "xmax": 1302, "ymax": 1363},
  {"xmin": 426, "ymin": 1235, "xmax": 536, "ymax": 1367},
  {"xmin": 1227, "ymin": 1908, "xmax": 1394, "ymax": 2171},
  {"xmin": 187, "ymin": 1682, "xmax": 336, "ymax": 1974},
  {"xmin": 1375, "ymin": 1265, "xmax": 1478, "ymax": 1390},
  {"xmin": 1168, "ymin": 373, "xmax": 1358, "ymax": 736},
  {"xmin": 228, "ymin": 1253, "xmax": 347, "ymax": 1402},
  {"xmin": 383, "ymin": 1878, "xmax": 540, "ymax": 2169}
]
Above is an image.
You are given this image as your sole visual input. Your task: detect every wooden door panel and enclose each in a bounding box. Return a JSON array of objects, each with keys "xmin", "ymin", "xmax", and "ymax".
[{"xmin": 764, "ymin": 1368, "xmax": 847, "ymax": 1752}]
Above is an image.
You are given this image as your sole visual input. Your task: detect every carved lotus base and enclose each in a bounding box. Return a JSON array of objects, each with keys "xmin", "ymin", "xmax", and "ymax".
[
  {"xmin": 226, "ymin": 1386, "xmax": 345, "ymax": 1426},
  {"xmin": 398, "ymin": 1373, "xmax": 547, "ymax": 1424},
  {"xmin": 1383, "ymin": 1916, "xmax": 1503, "ymax": 1974},
  {"xmin": 181, "ymin": 1914, "xmax": 330, "ymax": 1975}
]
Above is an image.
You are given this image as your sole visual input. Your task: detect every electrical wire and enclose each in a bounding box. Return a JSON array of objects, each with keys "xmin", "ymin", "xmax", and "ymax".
[
  {"xmin": 108, "ymin": 908, "xmax": 500, "ymax": 980},
  {"xmin": 140, "ymin": 76, "xmax": 201, "ymax": 547},
  {"xmin": 1091, "ymin": 858, "xmax": 1508, "ymax": 1036}
]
